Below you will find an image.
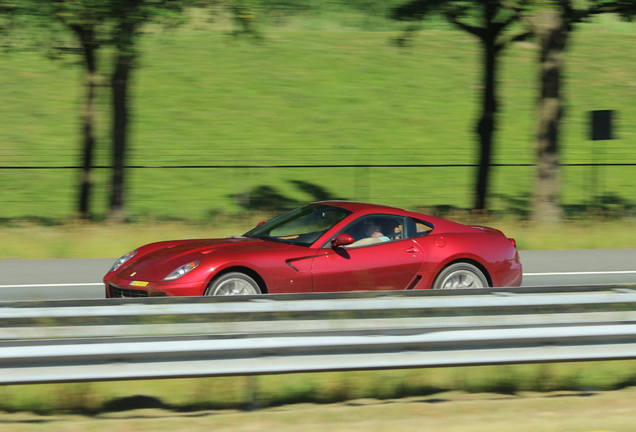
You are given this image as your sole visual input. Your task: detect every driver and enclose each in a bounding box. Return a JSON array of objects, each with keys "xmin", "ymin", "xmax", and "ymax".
[{"xmin": 347, "ymin": 218, "xmax": 390, "ymax": 247}]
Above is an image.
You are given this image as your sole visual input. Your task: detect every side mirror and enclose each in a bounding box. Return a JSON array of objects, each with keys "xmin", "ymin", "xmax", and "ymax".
[{"xmin": 331, "ymin": 233, "xmax": 354, "ymax": 248}]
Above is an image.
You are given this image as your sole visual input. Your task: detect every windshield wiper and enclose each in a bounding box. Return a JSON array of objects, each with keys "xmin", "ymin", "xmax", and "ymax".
[{"xmin": 247, "ymin": 234, "xmax": 279, "ymax": 242}]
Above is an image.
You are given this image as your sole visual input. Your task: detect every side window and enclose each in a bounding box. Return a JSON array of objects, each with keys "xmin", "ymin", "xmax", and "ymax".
[
  {"xmin": 341, "ymin": 215, "xmax": 406, "ymax": 248},
  {"xmin": 405, "ymin": 218, "xmax": 434, "ymax": 238}
]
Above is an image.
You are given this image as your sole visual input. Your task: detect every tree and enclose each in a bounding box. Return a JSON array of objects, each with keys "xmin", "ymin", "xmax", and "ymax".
[
  {"xmin": 0, "ymin": 0, "xmax": 111, "ymax": 220},
  {"xmin": 2, "ymin": 1, "xmax": 204, "ymax": 221},
  {"xmin": 107, "ymin": 0, "xmax": 230, "ymax": 221},
  {"xmin": 52, "ymin": 1, "xmax": 111, "ymax": 220},
  {"xmin": 525, "ymin": 3, "xmax": 569, "ymax": 222},
  {"xmin": 107, "ymin": 0, "xmax": 271, "ymax": 221},
  {"xmin": 392, "ymin": 1, "xmax": 531, "ymax": 211},
  {"xmin": 106, "ymin": 1, "xmax": 166, "ymax": 221},
  {"xmin": 516, "ymin": 0, "xmax": 636, "ymax": 222}
]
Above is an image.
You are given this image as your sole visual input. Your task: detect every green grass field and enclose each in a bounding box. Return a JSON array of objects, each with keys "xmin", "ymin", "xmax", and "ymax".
[{"xmin": 1, "ymin": 14, "xmax": 636, "ymax": 222}]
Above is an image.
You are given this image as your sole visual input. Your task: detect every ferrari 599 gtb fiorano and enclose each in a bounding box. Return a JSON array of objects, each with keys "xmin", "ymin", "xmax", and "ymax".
[{"xmin": 104, "ymin": 201, "xmax": 522, "ymax": 298}]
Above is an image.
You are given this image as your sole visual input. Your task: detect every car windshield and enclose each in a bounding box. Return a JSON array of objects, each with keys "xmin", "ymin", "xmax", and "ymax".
[{"xmin": 244, "ymin": 204, "xmax": 352, "ymax": 246}]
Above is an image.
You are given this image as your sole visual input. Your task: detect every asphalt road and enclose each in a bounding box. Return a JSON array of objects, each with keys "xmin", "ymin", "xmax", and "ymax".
[{"xmin": 0, "ymin": 249, "xmax": 635, "ymax": 301}]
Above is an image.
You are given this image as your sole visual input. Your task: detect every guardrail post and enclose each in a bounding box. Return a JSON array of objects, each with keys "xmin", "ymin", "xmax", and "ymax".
[{"xmin": 244, "ymin": 375, "xmax": 260, "ymax": 411}]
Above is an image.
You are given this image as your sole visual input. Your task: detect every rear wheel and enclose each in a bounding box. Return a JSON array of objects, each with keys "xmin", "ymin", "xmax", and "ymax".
[
  {"xmin": 432, "ymin": 263, "xmax": 488, "ymax": 290},
  {"xmin": 205, "ymin": 272, "xmax": 262, "ymax": 296}
]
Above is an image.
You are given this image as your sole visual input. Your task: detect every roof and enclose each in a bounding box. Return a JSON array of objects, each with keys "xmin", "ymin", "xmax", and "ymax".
[{"xmin": 316, "ymin": 201, "xmax": 405, "ymax": 214}]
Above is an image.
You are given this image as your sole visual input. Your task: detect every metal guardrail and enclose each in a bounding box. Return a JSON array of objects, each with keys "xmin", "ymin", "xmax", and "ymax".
[{"xmin": 1, "ymin": 285, "xmax": 636, "ymax": 385}]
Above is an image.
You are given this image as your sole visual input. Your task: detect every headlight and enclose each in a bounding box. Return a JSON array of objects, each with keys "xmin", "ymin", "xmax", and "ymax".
[
  {"xmin": 110, "ymin": 250, "xmax": 137, "ymax": 272},
  {"xmin": 164, "ymin": 260, "xmax": 199, "ymax": 281}
]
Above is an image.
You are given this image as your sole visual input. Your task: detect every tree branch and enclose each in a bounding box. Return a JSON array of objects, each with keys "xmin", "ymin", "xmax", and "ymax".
[
  {"xmin": 442, "ymin": 7, "xmax": 484, "ymax": 38},
  {"xmin": 496, "ymin": 29, "xmax": 532, "ymax": 52}
]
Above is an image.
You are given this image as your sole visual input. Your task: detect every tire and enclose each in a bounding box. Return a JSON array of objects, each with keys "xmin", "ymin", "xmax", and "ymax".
[
  {"xmin": 205, "ymin": 272, "xmax": 262, "ymax": 296},
  {"xmin": 432, "ymin": 263, "xmax": 488, "ymax": 290}
]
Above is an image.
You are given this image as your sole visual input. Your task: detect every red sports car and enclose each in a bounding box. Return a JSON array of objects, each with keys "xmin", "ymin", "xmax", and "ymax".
[{"xmin": 104, "ymin": 201, "xmax": 522, "ymax": 298}]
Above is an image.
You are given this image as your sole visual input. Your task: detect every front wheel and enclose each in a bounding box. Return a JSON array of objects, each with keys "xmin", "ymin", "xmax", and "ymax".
[
  {"xmin": 432, "ymin": 263, "xmax": 488, "ymax": 290},
  {"xmin": 205, "ymin": 272, "xmax": 262, "ymax": 296}
]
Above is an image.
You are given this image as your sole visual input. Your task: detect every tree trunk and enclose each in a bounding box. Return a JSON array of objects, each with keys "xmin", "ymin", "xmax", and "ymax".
[
  {"xmin": 108, "ymin": 1, "xmax": 138, "ymax": 223},
  {"xmin": 531, "ymin": 8, "xmax": 567, "ymax": 223},
  {"xmin": 474, "ymin": 35, "xmax": 498, "ymax": 211},
  {"xmin": 471, "ymin": 2, "xmax": 507, "ymax": 211},
  {"xmin": 109, "ymin": 48, "xmax": 132, "ymax": 222},
  {"xmin": 77, "ymin": 28, "xmax": 99, "ymax": 220}
]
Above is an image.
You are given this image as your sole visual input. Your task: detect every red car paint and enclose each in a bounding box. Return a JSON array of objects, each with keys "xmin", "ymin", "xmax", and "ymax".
[{"xmin": 104, "ymin": 201, "xmax": 522, "ymax": 297}]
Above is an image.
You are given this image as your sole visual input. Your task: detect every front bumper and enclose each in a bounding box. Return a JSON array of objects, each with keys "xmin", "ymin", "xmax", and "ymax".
[{"xmin": 104, "ymin": 275, "xmax": 206, "ymax": 298}]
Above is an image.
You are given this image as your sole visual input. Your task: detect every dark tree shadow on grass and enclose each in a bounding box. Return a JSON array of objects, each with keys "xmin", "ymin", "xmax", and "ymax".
[
  {"xmin": 101, "ymin": 395, "xmax": 171, "ymax": 412},
  {"xmin": 234, "ymin": 185, "xmax": 298, "ymax": 212},
  {"xmin": 487, "ymin": 192, "xmax": 636, "ymax": 221},
  {"xmin": 232, "ymin": 181, "xmax": 347, "ymax": 213},
  {"xmin": 563, "ymin": 193, "xmax": 636, "ymax": 220},
  {"xmin": 288, "ymin": 180, "xmax": 343, "ymax": 202},
  {"xmin": 0, "ymin": 217, "xmax": 69, "ymax": 227}
]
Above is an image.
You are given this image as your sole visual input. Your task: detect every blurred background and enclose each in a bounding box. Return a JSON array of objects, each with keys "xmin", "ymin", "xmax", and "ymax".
[
  {"xmin": 2, "ymin": 2, "xmax": 636, "ymax": 421},
  {"xmin": 1, "ymin": 0, "xmax": 635, "ymax": 224}
]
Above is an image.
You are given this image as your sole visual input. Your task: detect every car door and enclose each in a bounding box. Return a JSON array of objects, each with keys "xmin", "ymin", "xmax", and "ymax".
[{"xmin": 310, "ymin": 237, "xmax": 425, "ymax": 292}]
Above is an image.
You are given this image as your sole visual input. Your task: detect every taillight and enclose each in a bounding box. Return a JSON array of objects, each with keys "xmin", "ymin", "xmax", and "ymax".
[{"xmin": 509, "ymin": 238, "xmax": 517, "ymax": 248}]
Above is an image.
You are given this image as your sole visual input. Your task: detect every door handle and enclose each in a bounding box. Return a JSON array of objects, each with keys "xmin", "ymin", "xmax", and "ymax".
[{"xmin": 406, "ymin": 247, "xmax": 419, "ymax": 253}]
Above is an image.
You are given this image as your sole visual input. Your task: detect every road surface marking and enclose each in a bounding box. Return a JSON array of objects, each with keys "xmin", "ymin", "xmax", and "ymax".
[
  {"xmin": 3, "ymin": 271, "xmax": 636, "ymax": 289},
  {"xmin": 524, "ymin": 271, "xmax": 636, "ymax": 276},
  {"xmin": 0, "ymin": 283, "xmax": 103, "ymax": 289}
]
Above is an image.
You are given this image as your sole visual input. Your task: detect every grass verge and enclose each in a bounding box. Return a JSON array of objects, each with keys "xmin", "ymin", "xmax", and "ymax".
[
  {"xmin": 5, "ymin": 387, "xmax": 636, "ymax": 432},
  {"xmin": 1, "ymin": 360, "xmax": 635, "ymax": 415},
  {"xmin": 1, "ymin": 215, "xmax": 635, "ymax": 260}
]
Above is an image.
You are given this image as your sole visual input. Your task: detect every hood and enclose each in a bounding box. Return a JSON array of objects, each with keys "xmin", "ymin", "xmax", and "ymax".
[{"xmin": 115, "ymin": 236, "xmax": 290, "ymax": 281}]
